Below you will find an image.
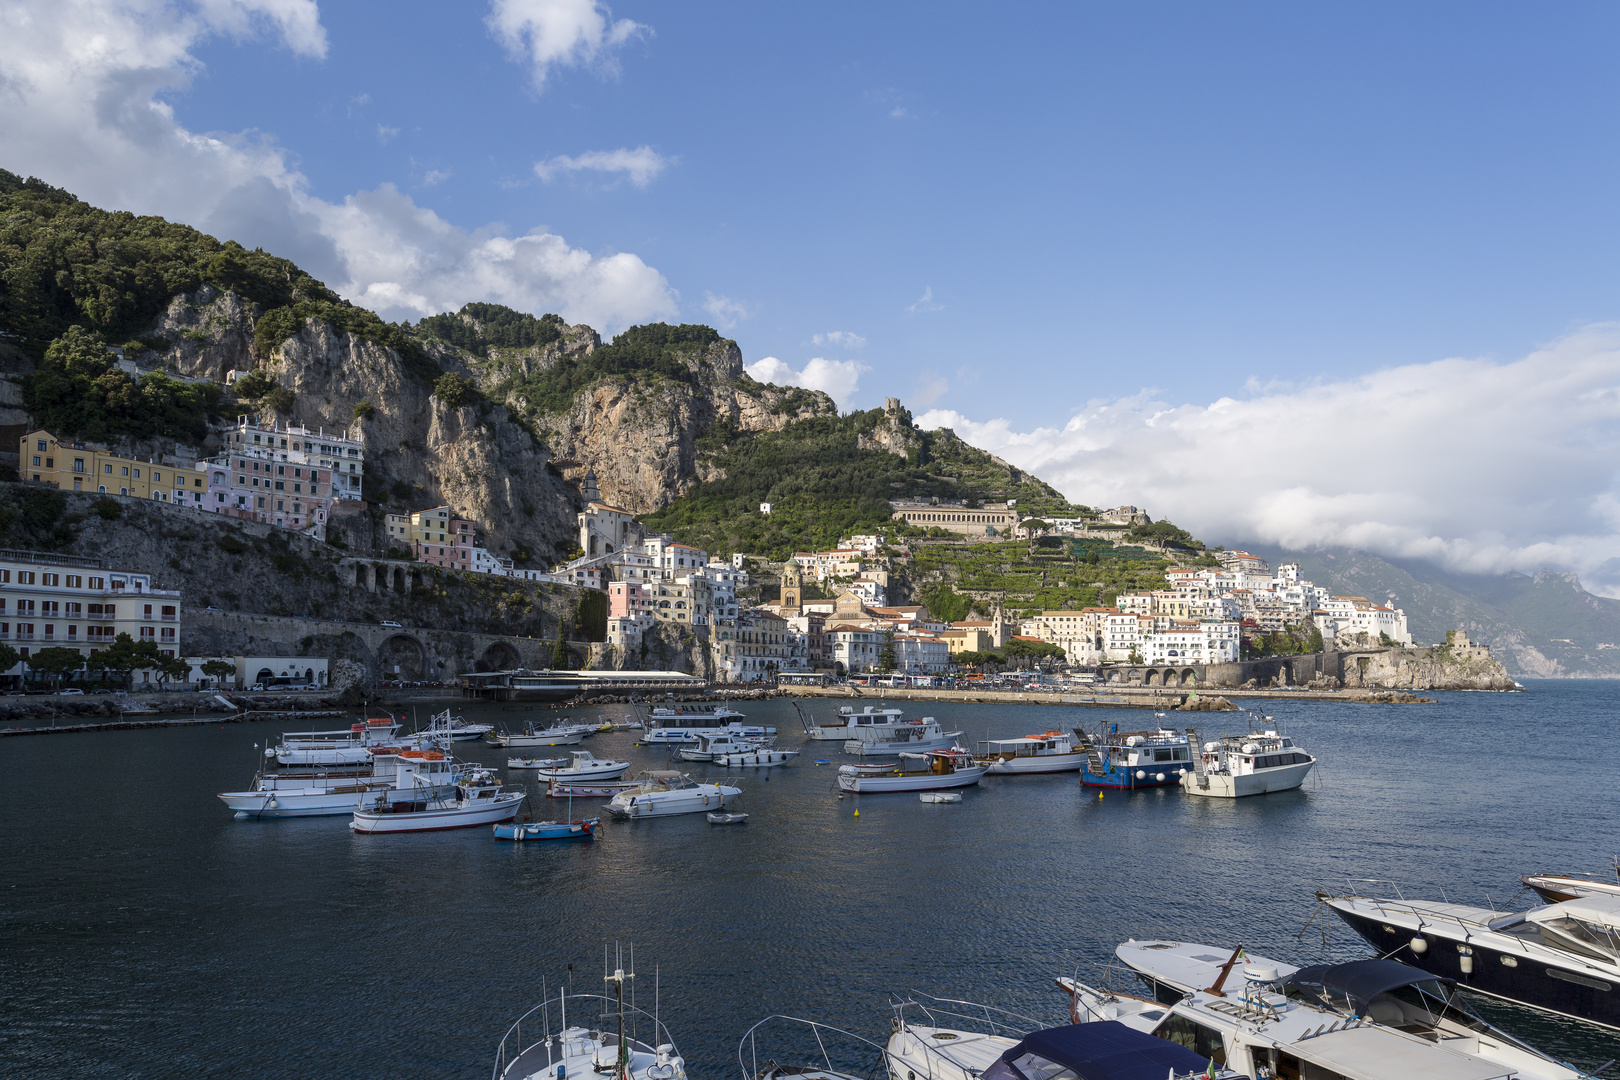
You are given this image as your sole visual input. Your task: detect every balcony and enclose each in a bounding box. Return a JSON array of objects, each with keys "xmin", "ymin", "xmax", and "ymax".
[{"xmin": 161, "ymin": 614, "xmax": 177, "ymax": 621}]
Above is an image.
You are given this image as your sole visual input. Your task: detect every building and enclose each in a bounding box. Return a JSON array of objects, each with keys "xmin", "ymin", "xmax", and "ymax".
[
  {"xmin": 218, "ymin": 416, "xmax": 364, "ymax": 499},
  {"xmin": 608, "ymin": 581, "xmax": 656, "ymax": 625},
  {"xmin": 825, "ymin": 624, "xmax": 883, "ymax": 673},
  {"xmin": 940, "ymin": 624, "xmax": 995, "ymax": 656},
  {"xmin": 1019, "ymin": 609, "xmax": 1112, "ymax": 660},
  {"xmin": 1215, "ymin": 549, "xmax": 1270, "ymax": 576},
  {"xmin": 784, "ymin": 612, "xmax": 826, "ymax": 667},
  {"xmin": 184, "ymin": 655, "xmax": 329, "ymax": 689},
  {"xmin": 642, "ymin": 538, "xmax": 709, "ymax": 579},
  {"xmin": 23, "ymin": 430, "xmax": 209, "ymax": 507},
  {"xmin": 1314, "ymin": 597, "xmax": 1412, "ymax": 645},
  {"xmin": 408, "ymin": 506, "xmax": 475, "ymax": 569},
  {"xmin": 1140, "ymin": 620, "xmax": 1241, "ymax": 665},
  {"xmin": 649, "ymin": 580, "xmax": 694, "ymax": 624},
  {"xmin": 714, "ymin": 610, "xmax": 798, "ymax": 681},
  {"xmin": 780, "ymin": 558, "xmax": 803, "ymax": 615},
  {"xmin": 889, "ymin": 500, "xmax": 1017, "ymax": 538},
  {"xmin": 578, "ymin": 499, "xmax": 643, "ymax": 559},
  {"xmin": 892, "ymin": 630, "xmax": 950, "ymax": 673},
  {"xmin": 0, "ymin": 549, "xmax": 182, "ymax": 684}
]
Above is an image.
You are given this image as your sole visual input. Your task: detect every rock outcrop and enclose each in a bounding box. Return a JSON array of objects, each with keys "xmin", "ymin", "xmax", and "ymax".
[{"xmin": 1339, "ymin": 640, "xmax": 1518, "ymax": 691}]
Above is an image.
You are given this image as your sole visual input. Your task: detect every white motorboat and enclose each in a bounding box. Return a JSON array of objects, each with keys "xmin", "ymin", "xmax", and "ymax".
[
  {"xmin": 886, "ymin": 992, "xmax": 1039, "ymax": 1080},
  {"xmin": 919, "ymin": 791, "xmax": 961, "ymax": 804},
  {"xmin": 842, "ymin": 719, "xmax": 961, "ymax": 757},
  {"xmin": 418, "ymin": 707, "xmax": 493, "ymax": 742},
  {"xmin": 489, "ymin": 721, "xmax": 590, "ymax": 747},
  {"xmin": 1182, "ymin": 726, "xmax": 1314, "ymax": 797},
  {"xmin": 264, "ymin": 718, "xmax": 403, "ymax": 765},
  {"xmin": 1521, "ymin": 866, "xmax": 1620, "ymax": 903},
  {"xmin": 493, "ymin": 951, "xmax": 686, "ymax": 1080},
  {"xmin": 523, "ymin": 750, "xmax": 631, "ymax": 781},
  {"xmin": 1061, "ymin": 939, "xmax": 1584, "ymax": 1079},
  {"xmin": 218, "ymin": 749, "xmax": 460, "ymax": 818},
  {"xmin": 548, "ymin": 777, "xmax": 642, "ymax": 799},
  {"xmin": 605, "ymin": 771, "xmax": 742, "ymax": 818},
  {"xmin": 799, "ymin": 703, "xmax": 909, "ymax": 741},
  {"xmin": 975, "ymin": 731, "xmax": 1087, "ymax": 774},
  {"xmin": 714, "ymin": 746, "xmax": 798, "ymax": 767},
  {"xmin": 836, "ymin": 748, "xmax": 987, "ymax": 793},
  {"xmin": 706, "ymin": 812, "xmax": 748, "ymax": 825},
  {"xmin": 640, "ymin": 705, "xmax": 772, "ymax": 744},
  {"xmin": 677, "ymin": 730, "xmax": 773, "ymax": 762},
  {"xmin": 350, "ymin": 769, "xmax": 524, "ymax": 833},
  {"xmin": 1324, "ymin": 890, "xmax": 1620, "ymax": 1031},
  {"xmin": 507, "ymin": 756, "xmax": 567, "ymax": 770}
]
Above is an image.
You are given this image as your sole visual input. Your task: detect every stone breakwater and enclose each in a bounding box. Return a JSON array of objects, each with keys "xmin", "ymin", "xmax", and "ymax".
[{"xmin": 777, "ymin": 686, "xmax": 1436, "ymax": 709}]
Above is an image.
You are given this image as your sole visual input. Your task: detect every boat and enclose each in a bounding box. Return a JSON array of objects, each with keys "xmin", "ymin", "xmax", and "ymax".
[
  {"xmin": 886, "ymin": 992, "xmax": 1039, "ymax": 1080},
  {"xmin": 349, "ymin": 767, "xmax": 525, "ymax": 833},
  {"xmin": 706, "ymin": 812, "xmax": 748, "ymax": 825},
  {"xmin": 640, "ymin": 705, "xmax": 773, "ymax": 745},
  {"xmin": 1181, "ymin": 726, "xmax": 1314, "ymax": 797},
  {"xmin": 218, "ymin": 748, "xmax": 460, "ymax": 818},
  {"xmin": 974, "ymin": 731, "xmax": 1087, "ymax": 774},
  {"xmin": 713, "ymin": 746, "xmax": 799, "ymax": 767},
  {"xmin": 605, "ymin": 771, "xmax": 743, "ymax": 818},
  {"xmin": 919, "ymin": 791, "xmax": 961, "ymax": 804},
  {"xmin": 797, "ymin": 703, "xmax": 910, "ymax": 741},
  {"xmin": 548, "ymin": 778, "xmax": 642, "ymax": 799},
  {"xmin": 1522, "ymin": 866, "xmax": 1620, "ymax": 903},
  {"xmin": 493, "ymin": 817, "xmax": 598, "ymax": 841},
  {"xmin": 1072, "ymin": 724, "xmax": 1192, "ymax": 789},
  {"xmin": 492, "ymin": 949, "xmax": 684, "ymax": 1080},
  {"xmin": 419, "ymin": 707, "xmax": 493, "ymax": 742},
  {"xmin": 1061, "ymin": 938, "xmax": 1585, "ymax": 1079},
  {"xmin": 1323, "ymin": 890, "xmax": 1620, "ymax": 1031},
  {"xmin": 737, "ymin": 1015, "xmax": 886, "ymax": 1080},
  {"xmin": 677, "ymin": 730, "xmax": 774, "ymax": 762},
  {"xmin": 841, "ymin": 719, "xmax": 961, "ymax": 757},
  {"xmin": 513, "ymin": 750, "xmax": 632, "ymax": 781},
  {"xmin": 836, "ymin": 748, "xmax": 987, "ymax": 793},
  {"xmin": 488, "ymin": 721, "xmax": 590, "ymax": 747},
  {"xmin": 264, "ymin": 718, "xmax": 403, "ymax": 765},
  {"xmin": 979, "ymin": 1021, "xmax": 1237, "ymax": 1080}
]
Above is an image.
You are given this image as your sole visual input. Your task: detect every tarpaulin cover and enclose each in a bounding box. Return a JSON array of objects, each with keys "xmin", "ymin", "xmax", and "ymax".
[
  {"xmin": 1285, "ymin": 959, "xmax": 1450, "ymax": 1013},
  {"xmin": 978, "ymin": 1021, "xmax": 1211, "ymax": 1080}
]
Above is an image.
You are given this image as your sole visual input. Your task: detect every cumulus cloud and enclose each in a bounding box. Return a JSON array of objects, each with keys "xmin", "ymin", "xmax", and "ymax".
[
  {"xmin": 486, "ymin": 0, "xmax": 646, "ymax": 91},
  {"xmin": 702, "ymin": 293, "xmax": 753, "ymax": 331},
  {"xmin": 534, "ymin": 146, "xmax": 669, "ymax": 187},
  {"xmin": 906, "ymin": 286, "xmax": 943, "ymax": 314},
  {"xmin": 0, "ymin": 0, "xmax": 677, "ymax": 334},
  {"xmin": 746, "ymin": 356, "xmax": 867, "ymax": 411},
  {"xmin": 918, "ymin": 326, "xmax": 1620, "ymax": 596},
  {"xmin": 812, "ymin": 330, "xmax": 865, "ymax": 350}
]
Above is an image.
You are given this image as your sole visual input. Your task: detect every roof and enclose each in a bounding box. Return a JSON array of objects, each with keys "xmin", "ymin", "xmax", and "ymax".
[
  {"xmin": 979, "ymin": 1022, "xmax": 1212, "ymax": 1080},
  {"xmin": 1285, "ymin": 959, "xmax": 1450, "ymax": 1014}
]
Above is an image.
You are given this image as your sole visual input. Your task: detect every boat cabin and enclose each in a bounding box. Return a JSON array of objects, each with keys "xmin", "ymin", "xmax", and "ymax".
[
  {"xmin": 976, "ymin": 731, "xmax": 1073, "ymax": 760},
  {"xmin": 1492, "ymin": 896, "xmax": 1620, "ymax": 964}
]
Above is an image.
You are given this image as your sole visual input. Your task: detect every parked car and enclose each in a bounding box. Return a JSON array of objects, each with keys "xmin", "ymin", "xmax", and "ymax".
[
  {"xmin": 58, "ymin": 688, "xmax": 84, "ymax": 695},
  {"xmin": 380, "ymin": 620, "xmax": 402, "ymax": 628}
]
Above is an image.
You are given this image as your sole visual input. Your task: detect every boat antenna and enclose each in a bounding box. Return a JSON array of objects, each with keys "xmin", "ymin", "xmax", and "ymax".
[
  {"xmin": 561, "ymin": 963, "xmax": 571, "ymax": 1031},
  {"xmin": 605, "ymin": 943, "xmax": 633, "ymax": 1080}
]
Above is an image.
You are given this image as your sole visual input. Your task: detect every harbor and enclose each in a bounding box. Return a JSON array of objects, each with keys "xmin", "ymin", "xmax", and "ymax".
[{"xmin": 2, "ymin": 680, "xmax": 1618, "ymax": 1077}]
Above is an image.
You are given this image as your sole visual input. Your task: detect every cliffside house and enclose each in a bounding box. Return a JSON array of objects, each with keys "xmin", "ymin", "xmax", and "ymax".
[
  {"xmin": 23, "ymin": 430, "xmax": 208, "ymax": 508},
  {"xmin": 889, "ymin": 499, "xmax": 1017, "ymax": 538}
]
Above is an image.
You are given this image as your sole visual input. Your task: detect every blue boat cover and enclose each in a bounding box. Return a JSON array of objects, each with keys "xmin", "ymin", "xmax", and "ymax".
[
  {"xmin": 979, "ymin": 1022, "xmax": 1212, "ymax": 1080},
  {"xmin": 1285, "ymin": 959, "xmax": 1450, "ymax": 1013}
]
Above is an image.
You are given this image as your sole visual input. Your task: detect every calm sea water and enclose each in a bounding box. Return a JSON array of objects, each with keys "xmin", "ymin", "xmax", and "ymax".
[{"xmin": 3, "ymin": 681, "xmax": 1619, "ymax": 1078}]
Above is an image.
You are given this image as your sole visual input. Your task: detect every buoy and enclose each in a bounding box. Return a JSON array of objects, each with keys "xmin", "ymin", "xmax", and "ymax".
[
  {"xmin": 1098, "ymin": 792, "xmax": 1103, "ymax": 800},
  {"xmin": 853, "ymin": 809, "xmax": 859, "ymax": 817},
  {"xmin": 1135, "ymin": 770, "xmax": 1146, "ymax": 780},
  {"xmin": 1410, "ymin": 936, "xmax": 1428, "ymax": 954}
]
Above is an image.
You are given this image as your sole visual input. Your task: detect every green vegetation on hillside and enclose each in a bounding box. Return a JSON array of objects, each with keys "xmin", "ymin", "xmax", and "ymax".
[
  {"xmin": 911, "ymin": 538, "xmax": 1178, "ymax": 616},
  {"xmin": 415, "ymin": 303, "xmax": 565, "ymax": 353},
  {"xmin": 479, "ymin": 322, "xmax": 724, "ymax": 415},
  {"xmin": 24, "ymin": 324, "xmax": 226, "ymax": 442}
]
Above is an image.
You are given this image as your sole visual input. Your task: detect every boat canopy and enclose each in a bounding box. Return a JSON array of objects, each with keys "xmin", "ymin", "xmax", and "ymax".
[
  {"xmin": 979, "ymin": 1021, "xmax": 1211, "ymax": 1080},
  {"xmin": 1285, "ymin": 960, "xmax": 1451, "ymax": 1014},
  {"xmin": 1527, "ymin": 895, "xmax": 1620, "ymax": 932}
]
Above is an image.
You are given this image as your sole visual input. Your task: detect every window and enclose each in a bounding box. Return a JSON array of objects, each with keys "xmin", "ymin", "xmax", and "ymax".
[
  {"xmin": 17, "ymin": 572, "xmax": 33, "ymax": 585},
  {"xmin": 36, "ymin": 439, "xmax": 46, "ymax": 452},
  {"xmin": 43, "ymin": 573, "xmax": 58, "ymax": 587}
]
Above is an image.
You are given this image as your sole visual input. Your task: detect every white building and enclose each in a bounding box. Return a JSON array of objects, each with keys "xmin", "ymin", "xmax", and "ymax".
[
  {"xmin": 1315, "ymin": 597, "xmax": 1412, "ymax": 645},
  {"xmin": 826, "ymin": 624, "xmax": 884, "ymax": 673},
  {"xmin": 185, "ymin": 655, "xmax": 329, "ymax": 689},
  {"xmin": 1140, "ymin": 621, "xmax": 1241, "ymax": 665}
]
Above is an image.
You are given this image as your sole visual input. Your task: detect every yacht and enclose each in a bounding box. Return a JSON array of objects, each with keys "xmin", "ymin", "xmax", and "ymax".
[
  {"xmin": 349, "ymin": 767, "xmax": 524, "ymax": 833},
  {"xmin": 975, "ymin": 731, "xmax": 1087, "ymax": 774},
  {"xmin": 842, "ymin": 719, "xmax": 961, "ymax": 757},
  {"xmin": 885, "ymin": 992, "xmax": 1037, "ymax": 1080},
  {"xmin": 218, "ymin": 748, "xmax": 459, "ymax": 818},
  {"xmin": 508, "ymin": 750, "xmax": 631, "ymax": 780},
  {"xmin": 1324, "ymin": 890, "xmax": 1620, "ymax": 1030},
  {"xmin": 799, "ymin": 704, "xmax": 909, "ymax": 741},
  {"xmin": 492, "ymin": 952, "xmax": 686, "ymax": 1080},
  {"xmin": 1182, "ymin": 728, "xmax": 1315, "ymax": 798},
  {"xmin": 640, "ymin": 706, "xmax": 772, "ymax": 745},
  {"xmin": 264, "ymin": 718, "xmax": 403, "ymax": 765},
  {"xmin": 488, "ymin": 721, "xmax": 590, "ymax": 747},
  {"xmin": 1073, "ymin": 725, "xmax": 1193, "ymax": 789},
  {"xmin": 1522, "ymin": 867, "xmax": 1620, "ymax": 904},
  {"xmin": 836, "ymin": 748, "xmax": 987, "ymax": 794},
  {"xmin": 677, "ymin": 730, "xmax": 774, "ymax": 762},
  {"xmin": 418, "ymin": 707, "xmax": 493, "ymax": 742},
  {"xmin": 605, "ymin": 771, "xmax": 742, "ymax": 818},
  {"xmin": 1060, "ymin": 941, "xmax": 1584, "ymax": 1079}
]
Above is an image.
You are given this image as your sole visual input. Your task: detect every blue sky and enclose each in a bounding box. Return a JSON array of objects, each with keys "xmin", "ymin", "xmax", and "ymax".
[{"xmin": 5, "ymin": 1, "xmax": 1620, "ymax": 590}]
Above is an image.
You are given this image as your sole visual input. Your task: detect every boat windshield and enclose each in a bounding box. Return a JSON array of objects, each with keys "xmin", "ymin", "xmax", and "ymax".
[
  {"xmin": 1495, "ymin": 918, "xmax": 1618, "ymax": 963},
  {"xmin": 1536, "ymin": 916, "xmax": 1620, "ymax": 962}
]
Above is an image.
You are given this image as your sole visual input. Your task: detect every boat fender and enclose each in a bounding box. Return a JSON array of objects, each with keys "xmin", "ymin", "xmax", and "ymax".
[
  {"xmin": 1410, "ymin": 935, "xmax": 1428, "ymax": 954},
  {"xmin": 1458, "ymin": 946, "xmax": 1474, "ymax": 974}
]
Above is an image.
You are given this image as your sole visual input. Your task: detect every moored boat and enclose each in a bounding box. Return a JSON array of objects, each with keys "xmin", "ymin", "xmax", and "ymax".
[
  {"xmin": 1074, "ymin": 725, "xmax": 1192, "ymax": 789},
  {"xmin": 265, "ymin": 717, "xmax": 402, "ymax": 765},
  {"xmin": 975, "ymin": 731, "xmax": 1087, "ymax": 774},
  {"xmin": 515, "ymin": 750, "xmax": 632, "ymax": 780},
  {"xmin": 489, "ymin": 721, "xmax": 590, "ymax": 747},
  {"xmin": 842, "ymin": 719, "xmax": 961, "ymax": 757},
  {"xmin": 493, "ymin": 817, "xmax": 597, "ymax": 841},
  {"xmin": 640, "ymin": 705, "xmax": 772, "ymax": 745},
  {"xmin": 605, "ymin": 771, "xmax": 742, "ymax": 818},
  {"xmin": 886, "ymin": 992, "xmax": 1038, "ymax": 1080},
  {"xmin": 714, "ymin": 746, "xmax": 798, "ymax": 767},
  {"xmin": 350, "ymin": 768, "xmax": 524, "ymax": 833},
  {"xmin": 677, "ymin": 730, "xmax": 773, "ymax": 762},
  {"xmin": 1182, "ymin": 727, "xmax": 1314, "ymax": 798},
  {"xmin": 1522, "ymin": 867, "xmax": 1620, "ymax": 903},
  {"xmin": 218, "ymin": 748, "xmax": 460, "ymax": 818},
  {"xmin": 706, "ymin": 812, "xmax": 748, "ymax": 824},
  {"xmin": 548, "ymin": 778, "xmax": 642, "ymax": 799},
  {"xmin": 919, "ymin": 791, "xmax": 961, "ymax": 804},
  {"xmin": 799, "ymin": 703, "xmax": 909, "ymax": 741},
  {"xmin": 836, "ymin": 748, "xmax": 986, "ymax": 793}
]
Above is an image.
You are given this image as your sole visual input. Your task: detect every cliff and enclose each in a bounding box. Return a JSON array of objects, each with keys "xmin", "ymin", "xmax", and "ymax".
[{"xmin": 1338, "ymin": 640, "xmax": 1518, "ymax": 691}]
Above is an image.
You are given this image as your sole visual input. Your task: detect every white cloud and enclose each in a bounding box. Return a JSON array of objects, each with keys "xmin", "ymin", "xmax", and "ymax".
[
  {"xmin": 702, "ymin": 293, "xmax": 753, "ymax": 331},
  {"xmin": 0, "ymin": 0, "xmax": 678, "ymax": 335},
  {"xmin": 918, "ymin": 326, "xmax": 1620, "ymax": 596},
  {"xmin": 376, "ymin": 124, "xmax": 399, "ymax": 145},
  {"xmin": 812, "ymin": 330, "xmax": 865, "ymax": 350},
  {"xmin": 421, "ymin": 168, "xmax": 451, "ymax": 187},
  {"xmin": 486, "ymin": 0, "xmax": 646, "ymax": 91},
  {"xmin": 746, "ymin": 356, "xmax": 867, "ymax": 410},
  {"xmin": 533, "ymin": 145, "xmax": 670, "ymax": 188},
  {"xmin": 906, "ymin": 286, "xmax": 943, "ymax": 314}
]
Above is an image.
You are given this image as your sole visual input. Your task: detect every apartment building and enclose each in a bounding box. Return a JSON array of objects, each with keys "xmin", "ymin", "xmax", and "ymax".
[
  {"xmin": 408, "ymin": 506, "xmax": 475, "ymax": 569},
  {"xmin": 0, "ymin": 549, "xmax": 182, "ymax": 683},
  {"xmin": 1314, "ymin": 597, "xmax": 1412, "ymax": 645},
  {"xmin": 826, "ymin": 624, "xmax": 884, "ymax": 673},
  {"xmin": 22, "ymin": 431, "xmax": 209, "ymax": 507},
  {"xmin": 218, "ymin": 417, "xmax": 364, "ymax": 498}
]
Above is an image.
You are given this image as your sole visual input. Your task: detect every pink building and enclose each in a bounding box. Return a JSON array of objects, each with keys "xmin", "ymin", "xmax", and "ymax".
[{"xmin": 609, "ymin": 581, "xmax": 654, "ymax": 622}]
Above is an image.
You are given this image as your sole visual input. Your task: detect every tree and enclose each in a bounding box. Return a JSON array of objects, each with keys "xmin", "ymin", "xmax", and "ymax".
[
  {"xmin": 1002, "ymin": 639, "xmax": 1066, "ymax": 668},
  {"xmin": 201, "ymin": 659, "xmax": 237, "ymax": 686},
  {"xmin": 29, "ymin": 646, "xmax": 86, "ymax": 689},
  {"xmin": 877, "ymin": 631, "xmax": 896, "ymax": 673},
  {"xmin": 1127, "ymin": 646, "xmax": 1144, "ymax": 665},
  {"xmin": 551, "ymin": 625, "xmax": 569, "ymax": 669},
  {"xmin": 433, "ymin": 372, "xmax": 477, "ymax": 409},
  {"xmin": 85, "ymin": 632, "xmax": 167, "ymax": 689},
  {"xmin": 0, "ymin": 642, "xmax": 18, "ymax": 683}
]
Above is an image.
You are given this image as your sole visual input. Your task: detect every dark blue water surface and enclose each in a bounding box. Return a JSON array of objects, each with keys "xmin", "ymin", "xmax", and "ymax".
[{"xmin": 4, "ymin": 681, "xmax": 1620, "ymax": 1078}]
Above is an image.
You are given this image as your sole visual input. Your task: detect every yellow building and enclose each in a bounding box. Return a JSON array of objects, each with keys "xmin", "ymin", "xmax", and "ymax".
[{"xmin": 21, "ymin": 431, "xmax": 209, "ymax": 508}]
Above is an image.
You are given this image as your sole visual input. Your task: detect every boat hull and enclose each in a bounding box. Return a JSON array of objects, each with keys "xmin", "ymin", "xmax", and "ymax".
[
  {"xmin": 220, "ymin": 784, "xmax": 452, "ymax": 818},
  {"xmin": 984, "ymin": 753, "xmax": 1087, "ymax": 774},
  {"xmin": 714, "ymin": 749, "xmax": 798, "ymax": 767},
  {"xmin": 606, "ymin": 784, "xmax": 741, "ymax": 818},
  {"xmin": 836, "ymin": 766, "xmax": 987, "ymax": 793},
  {"xmin": 1181, "ymin": 759, "xmax": 1313, "ymax": 797},
  {"xmin": 842, "ymin": 734, "xmax": 959, "ymax": 756},
  {"xmin": 1080, "ymin": 764, "xmax": 1186, "ymax": 789},
  {"xmin": 1522, "ymin": 873, "xmax": 1620, "ymax": 904},
  {"xmin": 493, "ymin": 819, "xmax": 596, "ymax": 841},
  {"xmin": 350, "ymin": 792, "xmax": 525, "ymax": 833},
  {"xmin": 490, "ymin": 731, "xmax": 586, "ymax": 747},
  {"xmin": 547, "ymin": 780, "xmax": 640, "ymax": 798},
  {"xmin": 532, "ymin": 763, "xmax": 630, "ymax": 780}
]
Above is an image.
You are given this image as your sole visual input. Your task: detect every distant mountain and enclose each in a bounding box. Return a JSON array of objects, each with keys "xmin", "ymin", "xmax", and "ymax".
[{"xmin": 1227, "ymin": 542, "xmax": 1620, "ymax": 677}]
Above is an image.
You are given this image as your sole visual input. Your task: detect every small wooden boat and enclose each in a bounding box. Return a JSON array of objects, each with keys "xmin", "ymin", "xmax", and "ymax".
[
  {"xmin": 493, "ymin": 818, "xmax": 598, "ymax": 841},
  {"xmin": 918, "ymin": 791, "xmax": 961, "ymax": 804},
  {"xmin": 706, "ymin": 812, "xmax": 748, "ymax": 825}
]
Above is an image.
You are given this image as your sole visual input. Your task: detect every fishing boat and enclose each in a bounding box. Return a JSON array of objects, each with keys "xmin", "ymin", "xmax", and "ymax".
[
  {"xmin": 488, "ymin": 721, "xmax": 590, "ymax": 747},
  {"xmin": 677, "ymin": 730, "xmax": 774, "ymax": 762},
  {"xmin": 1073, "ymin": 724, "xmax": 1192, "ymax": 789},
  {"xmin": 1182, "ymin": 726, "xmax": 1314, "ymax": 798},
  {"xmin": 974, "ymin": 731, "xmax": 1087, "ymax": 774},
  {"xmin": 1322, "ymin": 890, "xmax": 1620, "ymax": 1031},
  {"xmin": 836, "ymin": 748, "xmax": 987, "ymax": 793},
  {"xmin": 1061, "ymin": 938, "xmax": 1585, "ymax": 1079},
  {"xmin": 511, "ymin": 750, "xmax": 632, "ymax": 781},
  {"xmin": 706, "ymin": 812, "xmax": 748, "ymax": 825},
  {"xmin": 218, "ymin": 748, "xmax": 460, "ymax": 818},
  {"xmin": 1522, "ymin": 865, "xmax": 1620, "ymax": 903},
  {"xmin": 841, "ymin": 719, "xmax": 961, "ymax": 757},
  {"xmin": 349, "ymin": 767, "xmax": 525, "ymax": 833},
  {"xmin": 640, "ymin": 705, "xmax": 772, "ymax": 745},
  {"xmin": 491, "ymin": 949, "xmax": 685, "ymax": 1080},
  {"xmin": 798, "ymin": 703, "xmax": 909, "ymax": 741},
  {"xmin": 713, "ymin": 746, "xmax": 799, "ymax": 767},
  {"xmin": 493, "ymin": 817, "xmax": 598, "ymax": 841},
  {"xmin": 548, "ymin": 777, "xmax": 642, "ymax": 799},
  {"xmin": 605, "ymin": 771, "xmax": 742, "ymax": 818},
  {"xmin": 264, "ymin": 718, "xmax": 402, "ymax": 765}
]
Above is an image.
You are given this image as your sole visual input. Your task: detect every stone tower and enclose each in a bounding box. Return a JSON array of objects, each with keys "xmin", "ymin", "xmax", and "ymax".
[
  {"xmin": 781, "ymin": 557, "xmax": 803, "ymax": 615},
  {"xmin": 581, "ymin": 468, "xmax": 600, "ymax": 504}
]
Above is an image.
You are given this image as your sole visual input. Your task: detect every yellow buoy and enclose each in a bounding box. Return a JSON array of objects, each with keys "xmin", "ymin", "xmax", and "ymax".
[
  {"xmin": 1098, "ymin": 791, "xmax": 1104, "ymax": 800},
  {"xmin": 853, "ymin": 809, "xmax": 859, "ymax": 817}
]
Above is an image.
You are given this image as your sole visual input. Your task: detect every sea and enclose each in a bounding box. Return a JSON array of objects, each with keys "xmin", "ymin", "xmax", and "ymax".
[{"xmin": 2, "ymin": 680, "xmax": 1618, "ymax": 1078}]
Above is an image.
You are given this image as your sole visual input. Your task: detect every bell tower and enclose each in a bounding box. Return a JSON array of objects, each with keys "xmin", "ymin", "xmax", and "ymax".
[{"xmin": 781, "ymin": 558, "xmax": 803, "ymax": 615}]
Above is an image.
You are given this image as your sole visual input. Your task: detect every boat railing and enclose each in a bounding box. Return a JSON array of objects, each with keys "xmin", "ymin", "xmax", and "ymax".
[
  {"xmin": 737, "ymin": 1015, "xmax": 890, "ymax": 1080},
  {"xmin": 492, "ymin": 991, "xmax": 680, "ymax": 1080},
  {"xmin": 889, "ymin": 990, "xmax": 1045, "ymax": 1040}
]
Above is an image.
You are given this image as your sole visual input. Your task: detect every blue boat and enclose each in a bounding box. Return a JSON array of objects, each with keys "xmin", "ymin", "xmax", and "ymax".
[
  {"xmin": 493, "ymin": 817, "xmax": 598, "ymax": 841},
  {"xmin": 1074, "ymin": 723, "xmax": 1192, "ymax": 789}
]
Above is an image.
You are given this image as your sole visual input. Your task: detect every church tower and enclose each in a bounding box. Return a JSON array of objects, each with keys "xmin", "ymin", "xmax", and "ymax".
[{"xmin": 781, "ymin": 557, "xmax": 803, "ymax": 615}]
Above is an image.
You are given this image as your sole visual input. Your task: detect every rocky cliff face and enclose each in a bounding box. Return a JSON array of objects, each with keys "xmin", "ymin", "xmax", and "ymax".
[{"xmin": 1340, "ymin": 642, "xmax": 1518, "ymax": 691}]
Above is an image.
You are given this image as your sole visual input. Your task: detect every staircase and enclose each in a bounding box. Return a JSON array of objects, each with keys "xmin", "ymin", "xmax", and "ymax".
[{"xmin": 1185, "ymin": 727, "xmax": 1210, "ymax": 789}]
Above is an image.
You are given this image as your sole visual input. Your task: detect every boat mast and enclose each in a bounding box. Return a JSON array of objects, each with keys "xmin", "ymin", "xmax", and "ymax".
[{"xmin": 605, "ymin": 945, "xmax": 633, "ymax": 1080}]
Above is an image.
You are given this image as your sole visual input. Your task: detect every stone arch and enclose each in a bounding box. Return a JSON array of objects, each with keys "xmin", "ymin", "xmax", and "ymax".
[
  {"xmin": 478, "ymin": 641, "xmax": 521, "ymax": 672},
  {"xmin": 410, "ymin": 570, "xmax": 424, "ymax": 590},
  {"xmin": 1108, "ymin": 669, "xmax": 1123, "ymax": 684},
  {"xmin": 1181, "ymin": 668, "xmax": 1197, "ymax": 687},
  {"xmin": 378, "ymin": 634, "xmax": 427, "ymax": 679},
  {"xmin": 1143, "ymin": 668, "xmax": 1161, "ymax": 686}
]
